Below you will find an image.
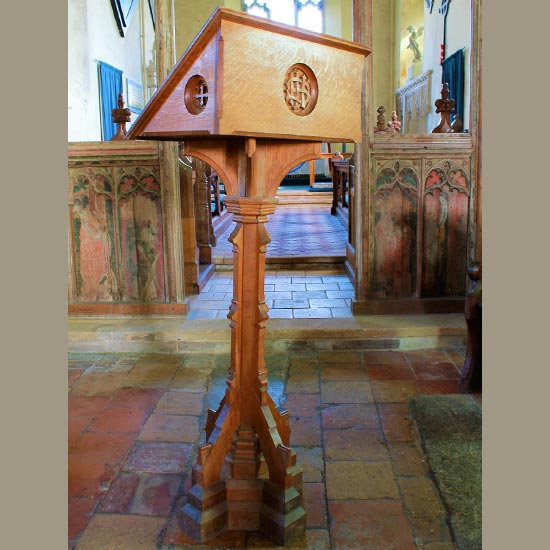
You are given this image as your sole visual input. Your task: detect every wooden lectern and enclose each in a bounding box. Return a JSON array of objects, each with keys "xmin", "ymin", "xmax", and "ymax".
[{"xmin": 127, "ymin": 8, "xmax": 370, "ymax": 544}]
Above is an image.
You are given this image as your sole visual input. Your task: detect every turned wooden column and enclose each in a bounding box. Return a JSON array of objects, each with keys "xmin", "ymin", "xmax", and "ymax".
[{"xmin": 180, "ymin": 193, "xmax": 305, "ymax": 545}]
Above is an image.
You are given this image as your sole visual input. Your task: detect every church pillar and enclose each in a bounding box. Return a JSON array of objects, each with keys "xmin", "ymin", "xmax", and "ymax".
[
  {"xmin": 155, "ymin": 0, "xmax": 185, "ymax": 303},
  {"xmin": 352, "ymin": 0, "xmax": 372, "ymax": 303}
]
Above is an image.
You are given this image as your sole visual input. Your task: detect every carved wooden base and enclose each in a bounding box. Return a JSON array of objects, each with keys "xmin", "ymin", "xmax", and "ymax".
[{"xmin": 179, "ymin": 395, "xmax": 306, "ymax": 544}]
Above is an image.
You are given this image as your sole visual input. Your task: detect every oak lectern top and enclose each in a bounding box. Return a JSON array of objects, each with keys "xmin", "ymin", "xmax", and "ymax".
[{"xmin": 127, "ymin": 7, "xmax": 370, "ymax": 144}]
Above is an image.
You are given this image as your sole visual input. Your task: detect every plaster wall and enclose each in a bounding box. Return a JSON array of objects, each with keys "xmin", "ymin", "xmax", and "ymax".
[
  {"xmin": 68, "ymin": 0, "xmax": 155, "ymax": 141},
  {"xmin": 422, "ymin": 0, "xmax": 471, "ymax": 131},
  {"xmin": 372, "ymin": 0, "xmax": 397, "ymax": 113},
  {"xmin": 174, "ymin": 0, "xmax": 223, "ymax": 58}
]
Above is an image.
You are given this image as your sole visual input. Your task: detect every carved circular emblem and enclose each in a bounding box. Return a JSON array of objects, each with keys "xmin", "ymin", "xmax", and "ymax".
[
  {"xmin": 283, "ymin": 64, "xmax": 318, "ymax": 116},
  {"xmin": 184, "ymin": 75, "xmax": 209, "ymax": 115}
]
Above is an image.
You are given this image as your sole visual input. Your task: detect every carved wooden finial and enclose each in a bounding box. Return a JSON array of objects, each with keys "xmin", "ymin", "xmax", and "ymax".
[
  {"xmin": 110, "ymin": 92, "xmax": 132, "ymax": 140},
  {"xmin": 375, "ymin": 106, "xmax": 387, "ymax": 132},
  {"xmin": 431, "ymin": 82, "xmax": 455, "ymax": 133}
]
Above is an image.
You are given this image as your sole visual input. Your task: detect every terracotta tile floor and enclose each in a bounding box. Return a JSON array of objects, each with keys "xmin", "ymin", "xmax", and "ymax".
[{"xmin": 69, "ymin": 346, "xmax": 474, "ymax": 549}]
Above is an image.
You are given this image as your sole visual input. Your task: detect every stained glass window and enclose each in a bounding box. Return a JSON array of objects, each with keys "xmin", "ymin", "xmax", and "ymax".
[{"xmin": 242, "ymin": 0, "xmax": 324, "ymax": 33}]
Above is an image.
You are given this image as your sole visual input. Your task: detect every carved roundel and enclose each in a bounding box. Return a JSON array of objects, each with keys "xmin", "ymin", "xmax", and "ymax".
[
  {"xmin": 283, "ymin": 63, "xmax": 318, "ymax": 116},
  {"xmin": 184, "ymin": 74, "xmax": 209, "ymax": 115}
]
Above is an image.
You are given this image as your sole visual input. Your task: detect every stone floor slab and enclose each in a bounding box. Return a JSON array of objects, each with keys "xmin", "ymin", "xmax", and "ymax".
[
  {"xmin": 138, "ymin": 413, "xmax": 199, "ymax": 443},
  {"xmin": 321, "ymin": 381, "xmax": 374, "ymax": 404},
  {"xmin": 323, "ymin": 429, "xmax": 388, "ymax": 461},
  {"xmin": 325, "ymin": 461, "xmax": 399, "ymax": 500},
  {"xmin": 321, "ymin": 403, "xmax": 380, "ymax": 430},
  {"xmin": 75, "ymin": 514, "xmax": 166, "ymax": 550},
  {"xmin": 123, "ymin": 441, "xmax": 193, "ymax": 474}
]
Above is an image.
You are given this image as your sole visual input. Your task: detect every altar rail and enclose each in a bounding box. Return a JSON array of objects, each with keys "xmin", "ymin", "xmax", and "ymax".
[
  {"xmin": 68, "ymin": 141, "xmax": 188, "ymax": 315},
  {"xmin": 353, "ymin": 133, "xmax": 476, "ymax": 315}
]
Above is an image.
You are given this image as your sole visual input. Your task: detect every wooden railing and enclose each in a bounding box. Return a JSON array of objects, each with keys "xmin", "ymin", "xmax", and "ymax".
[
  {"xmin": 330, "ymin": 158, "xmax": 355, "ymax": 282},
  {"xmin": 331, "ymin": 160, "xmax": 349, "ymax": 215}
]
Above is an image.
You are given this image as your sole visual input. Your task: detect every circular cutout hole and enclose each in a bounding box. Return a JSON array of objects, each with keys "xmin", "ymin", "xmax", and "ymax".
[
  {"xmin": 283, "ymin": 64, "xmax": 318, "ymax": 116},
  {"xmin": 184, "ymin": 75, "xmax": 209, "ymax": 115}
]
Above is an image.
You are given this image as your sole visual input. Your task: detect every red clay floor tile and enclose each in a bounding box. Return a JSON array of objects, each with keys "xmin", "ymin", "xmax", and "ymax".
[
  {"xmin": 74, "ymin": 514, "xmax": 167, "ymax": 550},
  {"xmin": 90, "ymin": 407, "xmax": 150, "ymax": 434},
  {"xmin": 323, "ymin": 428, "xmax": 388, "ymax": 460},
  {"xmin": 321, "ymin": 381, "xmax": 374, "ymax": 404},
  {"xmin": 325, "ymin": 461, "xmax": 399, "ymax": 500},
  {"xmin": 328, "ymin": 500, "xmax": 415, "ymax": 550},
  {"xmin": 362, "ymin": 350, "xmax": 408, "ymax": 363},
  {"xmin": 321, "ymin": 402, "xmax": 380, "ymax": 430},
  {"xmin": 404, "ymin": 349, "xmax": 449, "ymax": 363},
  {"xmin": 97, "ymin": 472, "xmax": 140, "ymax": 513},
  {"xmin": 154, "ymin": 390, "xmax": 205, "ymax": 415},
  {"xmin": 281, "ymin": 393, "xmax": 321, "ymax": 418},
  {"xmin": 365, "ymin": 363, "xmax": 416, "ymax": 380},
  {"xmin": 68, "ymin": 497, "xmax": 97, "ymax": 541},
  {"xmin": 302, "ymin": 482, "xmax": 328, "ymax": 528},
  {"xmin": 379, "ymin": 404, "xmax": 414, "ymax": 442},
  {"xmin": 371, "ymin": 380, "xmax": 418, "ymax": 403},
  {"xmin": 106, "ymin": 387, "xmax": 165, "ymax": 412},
  {"xmin": 69, "ymin": 395, "xmax": 110, "ymax": 417},
  {"xmin": 138, "ymin": 413, "xmax": 199, "ymax": 443},
  {"xmin": 387, "ymin": 442, "xmax": 427, "ymax": 476},
  {"xmin": 69, "ymin": 415, "xmax": 94, "ymax": 449},
  {"xmin": 288, "ymin": 416, "xmax": 322, "ymax": 446},
  {"xmin": 70, "ymin": 372, "xmax": 127, "ymax": 396},
  {"xmin": 163, "ymin": 514, "xmax": 248, "ymax": 546},
  {"xmin": 416, "ymin": 380, "xmax": 462, "ymax": 394},
  {"xmin": 320, "ymin": 364, "xmax": 370, "ymax": 381},
  {"xmin": 294, "ymin": 446, "xmax": 324, "ymax": 483},
  {"xmin": 123, "ymin": 441, "xmax": 193, "ymax": 474},
  {"xmin": 398, "ymin": 475, "xmax": 445, "ymax": 520},
  {"xmin": 411, "ymin": 362, "xmax": 460, "ymax": 380},
  {"xmin": 128, "ymin": 473, "xmax": 182, "ymax": 516},
  {"xmin": 72, "ymin": 431, "xmax": 135, "ymax": 464},
  {"xmin": 68, "ymin": 459, "xmax": 118, "ymax": 499}
]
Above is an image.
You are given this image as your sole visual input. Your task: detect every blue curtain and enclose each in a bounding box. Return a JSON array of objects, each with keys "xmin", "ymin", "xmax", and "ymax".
[
  {"xmin": 442, "ymin": 49, "xmax": 464, "ymax": 127},
  {"xmin": 98, "ymin": 61, "xmax": 123, "ymax": 140}
]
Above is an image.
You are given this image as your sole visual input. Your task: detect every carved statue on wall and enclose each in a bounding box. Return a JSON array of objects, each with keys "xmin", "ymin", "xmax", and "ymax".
[{"xmin": 407, "ymin": 26, "xmax": 423, "ymax": 62}]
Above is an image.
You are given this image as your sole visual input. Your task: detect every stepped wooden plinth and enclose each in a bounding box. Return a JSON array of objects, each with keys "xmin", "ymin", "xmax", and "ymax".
[{"xmin": 125, "ymin": 8, "xmax": 369, "ymax": 544}]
